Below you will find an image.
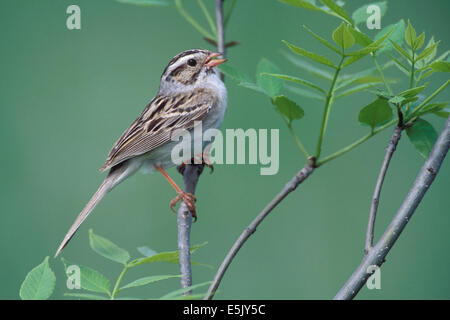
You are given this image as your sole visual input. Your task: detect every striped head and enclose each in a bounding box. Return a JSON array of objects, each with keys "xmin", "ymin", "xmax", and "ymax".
[{"xmin": 159, "ymin": 49, "xmax": 226, "ymax": 94}]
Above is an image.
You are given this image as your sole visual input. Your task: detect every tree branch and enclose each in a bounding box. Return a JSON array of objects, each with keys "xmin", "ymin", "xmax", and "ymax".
[
  {"xmin": 215, "ymin": 0, "xmax": 226, "ymax": 56},
  {"xmin": 334, "ymin": 116, "xmax": 450, "ymax": 300},
  {"xmin": 204, "ymin": 162, "xmax": 315, "ymax": 299},
  {"xmin": 177, "ymin": 0, "xmax": 226, "ymax": 296},
  {"xmin": 177, "ymin": 164, "xmax": 204, "ymax": 295},
  {"xmin": 365, "ymin": 125, "xmax": 402, "ymax": 254}
]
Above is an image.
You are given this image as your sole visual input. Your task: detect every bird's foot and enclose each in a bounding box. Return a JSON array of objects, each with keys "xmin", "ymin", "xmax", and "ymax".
[
  {"xmin": 170, "ymin": 191, "xmax": 197, "ymax": 221},
  {"xmin": 193, "ymin": 152, "xmax": 214, "ymax": 173}
]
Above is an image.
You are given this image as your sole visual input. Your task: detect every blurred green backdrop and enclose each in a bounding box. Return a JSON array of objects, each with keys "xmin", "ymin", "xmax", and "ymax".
[{"xmin": 1, "ymin": 0, "xmax": 449, "ymax": 300}]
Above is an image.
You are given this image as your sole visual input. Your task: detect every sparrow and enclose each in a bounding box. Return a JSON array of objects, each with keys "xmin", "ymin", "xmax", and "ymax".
[{"xmin": 55, "ymin": 49, "xmax": 227, "ymax": 257}]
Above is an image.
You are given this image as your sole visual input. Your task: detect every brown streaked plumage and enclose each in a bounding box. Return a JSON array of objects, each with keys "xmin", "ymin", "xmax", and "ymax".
[
  {"xmin": 100, "ymin": 88, "xmax": 217, "ymax": 171},
  {"xmin": 55, "ymin": 49, "xmax": 227, "ymax": 257}
]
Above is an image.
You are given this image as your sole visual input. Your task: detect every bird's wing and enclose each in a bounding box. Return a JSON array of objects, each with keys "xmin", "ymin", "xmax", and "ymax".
[{"xmin": 100, "ymin": 88, "xmax": 217, "ymax": 171}]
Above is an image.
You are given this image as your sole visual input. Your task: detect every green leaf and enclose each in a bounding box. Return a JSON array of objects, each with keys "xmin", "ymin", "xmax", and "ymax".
[
  {"xmin": 120, "ymin": 275, "xmax": 181, "ymax": 291},
  {"xmin": 429, "ymin": 61, "xmax": 450, "ymax": 72},
  {"xmin": 282, "ymin": 52, "xmax": 334, "ymax": 80},
  {"xmin": 20, "ymin": 257, "xmax": 56, "ymax": 300},
  {"xmin": 169, "ymin": 293, "xmax": 207, "ymax": 300},
  {"xmin": 335, "ymin": 83, "xmax": 382, "ymax": 99},
  {"xmin": 264, "ymin": 73, "xmax": 326, "ymax": 94},
  {"xmin": 62, "ymin": 258, "xmax": 111, "ymax": 295},
  {"xmin": 137, "ymin": 246, "xmax": 158, "ymax": 257},
  {"xmin": 375, "ymin": 19, "xmax": 406, "ymax": 53},
  {"xmin": 413, "ymin": 32, "xmax": 425, "ymax": 51},
  {"xmin": 373, "ymin": 88, "xmax": 392, "ymax": 100},
  {"xmin": 387, "ymin": 53, "xmax": 410, "ymax": 74},
  {"xmin": 280, "ymin": 0, "xmax": 329, "ymax": 13},
  {"xmin": 281, "ymin": 0, "xmax": 351, "ymax": 24},
  {"xmin": 319, "ymin": 0, "xmax": 352, "ymax": 24},
  {"xmin": 416, "ymin": 41, "xmax": 440, "ymax": 62},
  {"xmin": 332, "ymin": 22, "xmax": 355, "ymax": 51},
  {"xmin": 128, "ymin": 242, "xmax": 207, "ymax": 267},
  {"xmin": 416, "ymin": 102, "xmax": 448, "ymax": 117},
  {"xmin": 303, "ymin": 25, "xmax": 341, "ymax": 54},
  {"xmin": 388, "ymin": 95, "xmax": 406, "ymax": 105},
  {"xmin": 217, "ymin": 65, "xmax": 269, "ymax": 96},
  {"xmin": 422, "ymin": 37, "xmax": 438, "ymax": 63},
  {"xmin": 89, "ymin": 229, "xmax": 130, "ymax": 265},
  {"xmin": 117, "ymin": 0, "xmax": 172, "ymax": 6},
  {"xmin": 257, "ymin": 58, "xmax": 283, "ymax": 97},
  {"xmin": 417, "ymin": 69, "xmax": 435, "ymax": 82},
  {"xmin": 239, "ymin": 82, "xmax": 270, "ymax": 96},
  {"xmin": 174, "ymin": 0, "xmax": 214, "ymax": 39},
  {"xmin": 342, "ymin": 51, "xmax": 375, "ymax": 67},
  {"xmin": 358, "ymin": 98, "xmax": 393, "ymax": 129},
  {"xmin": 283, "ymin": 40, "xmax": 336, "ymax": 68},
  {"xmin": 346, "ymin": 45, "xmax": 382, "ymax": 57},
  {"xmin": 433, "ymin": 108, "xmax": 450, "ymax": 118},
  {"xmin": 218, "ymin": 64, "xmax": 252, "ymax": 83},
  {"xmin": 367, "ymin": 26, "xmax": 394, "ymax": 48},
  {"xmin": 348, "ymin": 26, "xmax": 372, "ymax": 47},
  {"xmin": 406, "ymin": 119, "xmax": 438, "ymax": 158},
  {"xmin": 272, "ymin": 95, "xmax": 305, "ymax": 124},
  {"xmin": 389, "ymin": 40, "xmax": 412, "ymax": 62},
  {"xmin": 286, "ymin": 85, "xmax": 326, "ymax": 101},
  {"xmin": 159, "ymin": 281, "xmax": 212, "ymax": 300},
  {"xmin": 64, "ymin": 293, "xmax": 108, "ymax": 300},
  {"xmin": 336, "ymin": 75, "xmax": 384, "ymax": 90},
  {"xmin": 352, "ymin": 1, "xmax": 387, "ymax": 25},
  {"xmin": 435, "ymin": 50, "xmax": 450, "ymax": 63},
  {"xmin": 398, "ymin": 85, "xmax": 427, "ymax": 98},
  {"xmin": 405, "ymin": 20, "xmax": 417, "ymax": 49}
]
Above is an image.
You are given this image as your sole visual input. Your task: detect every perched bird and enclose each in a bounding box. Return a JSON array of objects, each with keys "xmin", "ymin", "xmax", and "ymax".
[{"xmin": 55, "ymin": 49, "xmax": 227, "ymax": 257}]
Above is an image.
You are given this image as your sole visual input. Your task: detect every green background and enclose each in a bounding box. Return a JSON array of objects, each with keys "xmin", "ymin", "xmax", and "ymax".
[{"xmin": 1, "ymin": 0, "xmax": 449, "ymax": 299}]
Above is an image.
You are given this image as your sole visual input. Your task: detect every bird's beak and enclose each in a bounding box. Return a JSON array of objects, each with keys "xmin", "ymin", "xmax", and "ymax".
[{"xmin": 205, "ymin": 52, "xmax": 227, "ymax": 68}]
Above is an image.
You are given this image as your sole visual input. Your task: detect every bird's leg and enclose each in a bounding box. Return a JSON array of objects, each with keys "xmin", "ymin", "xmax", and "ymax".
[
  {"xmin": 193, "ymin": 151, "xmax": 214, "ymax": 173},
  {"xmin": 154, "ymin": 164, "xmax": 197, "ymax": 219}
]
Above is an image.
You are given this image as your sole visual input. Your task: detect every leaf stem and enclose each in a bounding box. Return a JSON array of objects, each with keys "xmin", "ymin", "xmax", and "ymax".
[
  {"xmin": 372, "ymin": 54, "xmax": 392, "ymax": 95},
  {"xmin": 409, "ymin": 51, "xmax": 415, "ymax": 89},
  {"xmin": 316, "ymin": 119, "xmax": 397, "ymax": 167},
  {"xmin": 408, "ymin": 79, "xmax": 450, "ymax": 120},
  {"xmin": 111, "ymin": 265, "xmax": 129, "ymax": 299},
  {"xmin": 224, "ymin": 0, "xmax": 236, "ymax": 26},
  {"xmin": 405, "ymin": 51, "xmax": 416, "ymax": 114},
  {"xmin": 287, "ymin": 122, "xmax": 310, "ymax": 160},
  {"xmin": 175, "ymin": 0, "xmax": 216, "ymax": 40},
  {"xmin": 197, "ymin": 0, "xmax": 217, "ymax": 36},
  {"xmin": 315, "ymin": 55, "xmax": 345, "ymax": 159}
]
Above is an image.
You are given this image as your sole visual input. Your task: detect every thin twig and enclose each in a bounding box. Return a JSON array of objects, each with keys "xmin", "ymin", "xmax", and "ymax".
[
  {"xmin": 204, "ymin": 163, "xmax": 315, "ymax": 300},
  {"xmin": 197, "ymin": 0, "xmax": 217, "ymax": 36},
  {"xmin": 364, "ymin": 125, "xmax": 402, "ymax": 254},
  {"xmin": 177, "ymin": 0, "xmax": 226, "ymax": 296},
  {"xmin": 334, "ymin": 116, "xmax": 450, "ymax": 300},
  {"xmin": 315, "ymin": 55, "xmax": 345, "ymax": 159}
]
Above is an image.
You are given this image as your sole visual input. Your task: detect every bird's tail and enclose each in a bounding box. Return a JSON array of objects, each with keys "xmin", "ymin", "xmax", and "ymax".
[{"xmin": 55, "ymin": 161, "xmax": 137, "ymax": 257}]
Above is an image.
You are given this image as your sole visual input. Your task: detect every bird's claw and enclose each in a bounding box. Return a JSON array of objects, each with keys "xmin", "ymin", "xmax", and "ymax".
[{"xmin": 170, "ymin": 191, "xmax": 197, "ymax": 221}]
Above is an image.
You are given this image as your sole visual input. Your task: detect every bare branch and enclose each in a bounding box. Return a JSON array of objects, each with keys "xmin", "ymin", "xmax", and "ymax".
[
  {"xmin": 204, "ymin": 163, "xmax": 315, "ymax": 299},
  {"xmin": 177, "ymin": 0, "xmax": 226, "ymax": 296},
  {"xmin": 365, "ymin": 125, "xmax": 402, "ymax": 254},
  {"xmin": 215, "ymin": 0, "xmax": 226, "ymax": 56},
  {"xmin": 334, "ymin": 116, "xmax": 450, "ymax": 300},
  {"xmin": 177, "ymin": 164, "xmax": 204, "ymax": 294}
]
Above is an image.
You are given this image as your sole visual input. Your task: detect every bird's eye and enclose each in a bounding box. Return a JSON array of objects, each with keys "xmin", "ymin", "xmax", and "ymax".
[{"xmin": 187, "ymin": 59, "xmax": 197, "ymax": 67}]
